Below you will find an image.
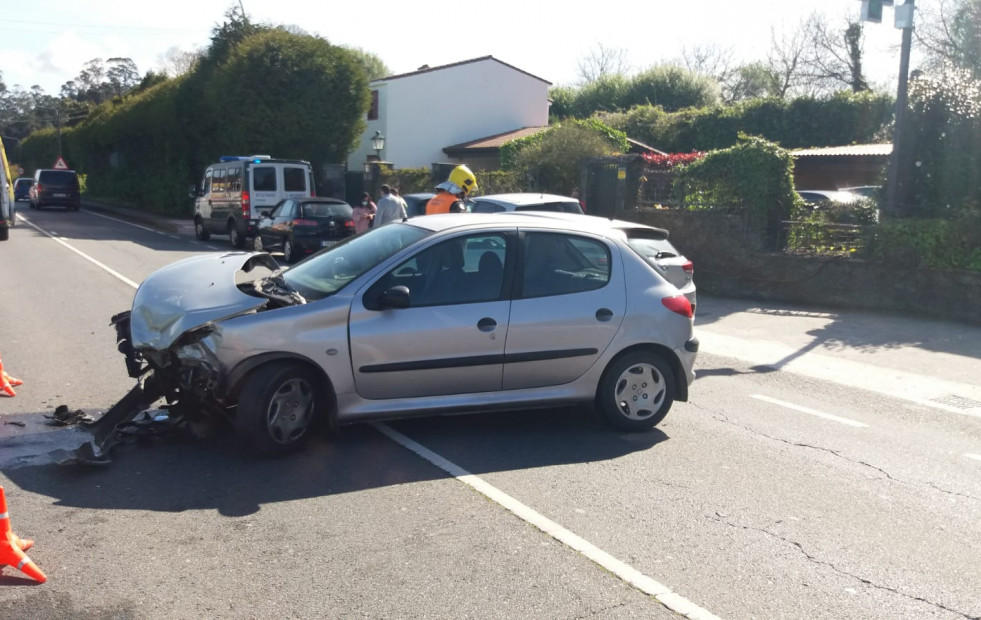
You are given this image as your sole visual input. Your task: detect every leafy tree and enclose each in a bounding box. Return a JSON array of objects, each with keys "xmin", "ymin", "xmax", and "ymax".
[
  {"xmin": 623, "ymin": 65, "xmax": 720, "ymax": 111},
  {"xmin": 343, "ymin": 46, "xmax": 390, "ymax": 81},
  {"xmin": 726, "ymin": 63, "xmax": 783, "ymax": 102},
  {"xmin": 204, "ymin": 29, "xmax": 369, "ymax": 168},
  {"xmin": 504, "ymin": 120, "xmax": 627, "ymax": 193}
]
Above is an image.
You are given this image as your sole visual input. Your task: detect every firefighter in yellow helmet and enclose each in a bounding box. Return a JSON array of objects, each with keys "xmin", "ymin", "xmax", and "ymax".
[{"xmin": 425, "ymin": 165, "xmax": 477, "ymax": 215}]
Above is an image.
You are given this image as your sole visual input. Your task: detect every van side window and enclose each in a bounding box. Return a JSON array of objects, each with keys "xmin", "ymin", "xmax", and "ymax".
[
  {"xmin": 253, "ymin": 166, "xmax": 276, "ymax": 192},
  {"xmin": 202, "ymin": 170, "xmax": 213, "ymax": 195},
  {"xmin": 283, "ymin": 167, "xmax": 306, "ymax": 192},
  {"xmin": 213, "ymin": 168, "xmax": 227, "ymax": 194},
  {"xmin": 227, "ymin": 167, "xmax": 242, "ymax": 193}
]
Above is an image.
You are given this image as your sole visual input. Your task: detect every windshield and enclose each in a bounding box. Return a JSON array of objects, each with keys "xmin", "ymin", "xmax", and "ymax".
[{"xmin": 283, "ymin": 222, "xmax": 431, "ymax": 300}]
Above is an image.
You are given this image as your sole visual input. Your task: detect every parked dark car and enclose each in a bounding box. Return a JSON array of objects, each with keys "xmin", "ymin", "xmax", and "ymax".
[
  {"xmin": 253, "ymin": 197, "xmax": 356, "ymax": 263},
  {"xmin": 30, "ymin": 169, "xmax": 81, "ymax": 211},
  {"xmin": 402, "ymin": 192, "xmax": 435, "ymax": 217},
  {"xmin": 13, "ymin": 177, "xmax": 33, "ymax": 202}
]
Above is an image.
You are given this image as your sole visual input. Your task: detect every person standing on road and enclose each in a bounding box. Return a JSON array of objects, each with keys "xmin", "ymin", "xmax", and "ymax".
[
  {"xmin": 374, "ymin": 184, "xmax": 407, "ymax": 227},
  {"xmin": 392, "ymin": 187, "xmax": 410, "ymax": 217},
  {"xmin": 353, "ymin": 192, "xmax": 376, "ymax": 234}
]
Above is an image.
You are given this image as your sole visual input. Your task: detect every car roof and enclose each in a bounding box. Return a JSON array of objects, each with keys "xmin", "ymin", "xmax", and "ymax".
[
  {"xmin": 406, "ymin": 211, "xmax": 669, "ymax": 238},
  {"xmin": 472, "ymin": 193, "xmax": 580, "ymax": 206},
  {"xmin": 296, "ymin": 197, "xmax": 349, "ymax": 204}
]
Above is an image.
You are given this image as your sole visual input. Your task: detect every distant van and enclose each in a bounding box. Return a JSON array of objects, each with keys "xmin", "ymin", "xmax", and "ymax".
[{"xmin": 191, "ymin": 155, "xmax": 315, "ymax": 248}]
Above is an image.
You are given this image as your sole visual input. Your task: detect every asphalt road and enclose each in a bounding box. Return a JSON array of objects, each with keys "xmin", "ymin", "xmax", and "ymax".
[{"xmin": 1, "ymin": 204, "xmax": 980, "ymax": 619}]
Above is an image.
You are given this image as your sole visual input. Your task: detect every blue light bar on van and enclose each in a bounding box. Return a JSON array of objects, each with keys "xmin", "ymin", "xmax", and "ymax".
[{"xmin": 219, "ymin": 155, "xmax": 273, "ymax": 163}]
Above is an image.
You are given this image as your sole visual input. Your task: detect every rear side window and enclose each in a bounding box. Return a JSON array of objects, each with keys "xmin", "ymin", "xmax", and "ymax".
[
  {"xmin": 284, "ymin": 167, "xmax": 307, "ymax": 192},
  {"xmin": 471, "ymin": 201, "xmax": 504, "ymax": 214},
  {"xmin": 213, "ymin": 168, "xmax": 227, "ymax": 193},
  {"xmin": 301, "ymin": 202, "xmax": 352, "ymax": 218},
  {"xmin": 39, "ymin": 171, "xmax": 78, "ymax": 188},
  {"xmin": 520, "ymin": 232, "xmax": 610, "ymax": 298},
  {"xmin": 253, "ymin": 166, "xmax": 277, "ymax": 191},
  {"xmin": 226, "ymin": 167, "xmax": 242, "ymax": 192}
]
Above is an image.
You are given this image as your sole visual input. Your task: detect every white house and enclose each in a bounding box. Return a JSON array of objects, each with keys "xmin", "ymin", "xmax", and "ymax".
[{"xmin": 346, "ymin": 56, "xmax": 551, "ymax": 172}]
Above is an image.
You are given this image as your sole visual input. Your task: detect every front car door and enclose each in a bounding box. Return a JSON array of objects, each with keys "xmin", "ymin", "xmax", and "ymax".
[
  {"xmin": 348, "ymin": 230, "xmax": 514, "ymax": 400},
  {"xmin": 502, "ymin": 230, "xmax": 625, "ymax": 390}
]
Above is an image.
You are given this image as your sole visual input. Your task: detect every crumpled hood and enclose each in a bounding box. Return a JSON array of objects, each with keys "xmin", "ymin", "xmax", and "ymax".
[{"xmin": 130, "ymin": 252, "xmax": 279, "ymax": 351}]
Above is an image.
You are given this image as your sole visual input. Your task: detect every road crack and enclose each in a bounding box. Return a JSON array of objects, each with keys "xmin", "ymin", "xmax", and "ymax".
[
  {"xmin": 711, "ymin": 412, "xmax": 981, "ymax": 503},
  {"xmin": 708, "ymin": 514, "xmax": 980, "ymax": 619}
]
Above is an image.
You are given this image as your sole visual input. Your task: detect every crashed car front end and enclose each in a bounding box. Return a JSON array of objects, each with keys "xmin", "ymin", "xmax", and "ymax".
[{"xmin": 54, "ymin": 251, "xmax": 306, "ymax": 465}]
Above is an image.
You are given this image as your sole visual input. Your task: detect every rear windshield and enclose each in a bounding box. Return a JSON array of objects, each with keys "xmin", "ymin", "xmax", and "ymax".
[
  {"xmin": 39, "ymin": 171, "xmax": 78, "ymax": 187},
  {"xmin": 623, "ymin": 230, "xmax": 681, "ymax": 263},
  {"xmin": 252, "ymin": 166, "xmax": 277, "ymax": 191},
  {"xmin": 284, "ymin": 167, "xmax": 307, "ymax": 192},
  {"xmin": 301, "ymin": 202, "xmax": 352, "ymax": 218}
]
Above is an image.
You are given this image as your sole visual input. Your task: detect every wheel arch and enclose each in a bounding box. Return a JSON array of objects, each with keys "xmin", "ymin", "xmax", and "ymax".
[
  {"xmin": 225, "ymin": 352, "xmax": 338, "ymax": 428},
  {"xmin": 600, "ymin": 343, "xmax": 688, "ymax": 403}
]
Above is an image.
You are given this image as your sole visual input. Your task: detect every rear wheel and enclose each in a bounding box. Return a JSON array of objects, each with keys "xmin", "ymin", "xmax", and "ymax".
[
  {"xmin": 229, "ymin": 220, "xmax": 245, "ymax": 249},
  {"xmin": 0, "ymin": 226, "xmax": 8, "ymax": 241},
  {"xmin": 283, "ymin": 237, "xmax": 298, "ymax": 263},
  {"xmin": 595, "ymin": 351, "xmax": 675, "ymax": 432},
  {"xmin": 194, "ymin": 218, "xmax": 210, "ymax": 241},
  {"xmin": 234, "ymin": 362, "xmax": 321, "ymax": 455}
]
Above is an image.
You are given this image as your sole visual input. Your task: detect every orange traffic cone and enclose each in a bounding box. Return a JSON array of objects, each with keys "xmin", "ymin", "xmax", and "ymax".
[
  {"xmin": 0, "ymin": 486, "xmax": 47, "ymax": 583},
  {"xmin": 0, "ymin": 352, "xmax": 23, "ymax": 397}
]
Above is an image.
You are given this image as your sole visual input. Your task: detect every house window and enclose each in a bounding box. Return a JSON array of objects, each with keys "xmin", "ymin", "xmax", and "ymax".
[{"xmin": 367, "ymin": 90, "xmax": 379, "ymax": 120}]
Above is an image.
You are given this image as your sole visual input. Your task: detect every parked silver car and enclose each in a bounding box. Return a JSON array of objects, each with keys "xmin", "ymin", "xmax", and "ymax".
[
  {"xmin": 114, "ymin": 213, "xmax": 698, "ymax": 455},
  {"xmin": 469, "ymin": 193, "xmax": 584, "ymax": 214}
]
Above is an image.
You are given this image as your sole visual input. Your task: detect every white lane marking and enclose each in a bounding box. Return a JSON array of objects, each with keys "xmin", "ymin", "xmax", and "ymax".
[
  {"xmin": 17, "ymin": 217, "xmax": 141, "ymax": 289},
  {"xmin": 373, "ymin": 422, "xmax": 721, "ymax": 620},
  {"xmin": 701, "ymin": 331, "xmax": 981, "ymax": 419},
  {"xmin": 750, "ymin": 394, "xmax": 868, "ymax": 428},
  {"xmin": 965, "ymin": 454, "xmax": 981, "ymax": 462},
  {"xmin": 84, "ymin": 208, "xmax": 163, "ymax": 234}
]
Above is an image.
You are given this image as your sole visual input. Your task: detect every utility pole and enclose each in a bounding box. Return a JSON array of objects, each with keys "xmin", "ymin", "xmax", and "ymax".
[{"xmin": 883, "ymin": 0, "xmax": 915, "ymax": 218}]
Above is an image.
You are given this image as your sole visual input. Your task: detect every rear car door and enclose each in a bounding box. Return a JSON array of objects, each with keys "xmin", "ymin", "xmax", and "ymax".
[
  {"xmin": 348, "ymin": 230, "xmax": 514, "ymax": 400},
  {"xmin": 502, "ymin": 230, "xmax": 625, "ymax": 390}
]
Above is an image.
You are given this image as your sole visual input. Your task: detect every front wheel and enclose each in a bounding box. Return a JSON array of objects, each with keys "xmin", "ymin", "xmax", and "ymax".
[
  {"xmin": 234, "ymin": 362, "xmax": 322, "ymax": 455},
  {"xmin": 595, "ymin": 352, "xmax": 675, "ymax": 432}
]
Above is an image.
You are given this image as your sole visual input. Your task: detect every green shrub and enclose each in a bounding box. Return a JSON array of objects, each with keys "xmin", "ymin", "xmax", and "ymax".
[{"xmin": 868, "ymin": 214, "xmax": 981, "ymax": 271}]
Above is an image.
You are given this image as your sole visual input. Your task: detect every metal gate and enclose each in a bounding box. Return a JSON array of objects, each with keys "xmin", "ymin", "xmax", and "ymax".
[{"xmin": 581, "ymin": 155, "xmax": 643, "ymax": 218}]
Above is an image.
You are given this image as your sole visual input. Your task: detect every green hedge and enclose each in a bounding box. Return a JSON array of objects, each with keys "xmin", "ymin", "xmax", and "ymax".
[
  {"xmin": 867, "ymin": 215, "xmax": 981, "ymax": 271},
  {"xmin": 597, "ymin": 91, "xmax": 894, "ymax": 151}
]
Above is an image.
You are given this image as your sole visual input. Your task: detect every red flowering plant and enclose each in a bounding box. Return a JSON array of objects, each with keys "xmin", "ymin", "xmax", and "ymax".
[{"xmin": 642, "ymin": 151, "xmax": 707, "ymax": 169}]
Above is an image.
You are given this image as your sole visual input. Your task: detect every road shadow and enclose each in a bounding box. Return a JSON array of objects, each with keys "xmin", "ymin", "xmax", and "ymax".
[
  {"xmin": 1, "ymin": 406, "xmax": 667, "ymax": 518},
  {"xmin": 695, "ymin": 295, "xmax": 981, "ymax": 366}
]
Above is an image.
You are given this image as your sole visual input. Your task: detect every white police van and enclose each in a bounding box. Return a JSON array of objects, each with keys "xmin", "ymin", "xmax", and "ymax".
[{"xmin": 191, "ymin": 155, "xmax": 315, "ymax": 248}]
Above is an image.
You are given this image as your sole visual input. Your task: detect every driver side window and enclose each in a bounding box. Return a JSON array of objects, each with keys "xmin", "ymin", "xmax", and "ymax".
[{"xmin": 365, "ymin": 233, "xmax": 508, "ymax": 309}]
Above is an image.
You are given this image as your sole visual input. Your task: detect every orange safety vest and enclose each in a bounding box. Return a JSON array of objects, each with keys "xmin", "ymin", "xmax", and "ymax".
[{"xmin": 425, "ymin": 192, "xmax": 464, "ymax": 215}]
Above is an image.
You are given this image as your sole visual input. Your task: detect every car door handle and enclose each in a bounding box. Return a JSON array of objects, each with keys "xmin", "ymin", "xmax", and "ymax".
[
  {"xmin": 595, "ymin": 308, "xmax": 614, "ymax": 322},
  {"xmin": 477, "ymin": 317, "xmax": 497, "ymax": 332}
]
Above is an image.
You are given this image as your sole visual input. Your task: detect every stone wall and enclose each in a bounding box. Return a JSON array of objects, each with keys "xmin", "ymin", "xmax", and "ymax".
[{"xmin": 629, "ymin": 209, "xmax": 981, "ymax": 326}]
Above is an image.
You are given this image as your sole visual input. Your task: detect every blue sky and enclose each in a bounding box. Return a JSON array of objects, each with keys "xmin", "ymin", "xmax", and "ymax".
[{"xmin": 0, "ymin": 0, "xmax": 923, "ymax": 96}]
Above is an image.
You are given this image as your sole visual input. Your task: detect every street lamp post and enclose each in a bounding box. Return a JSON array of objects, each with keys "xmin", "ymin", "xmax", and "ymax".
[
  {"xmin": 883, "ymin": 0, "xmax": 915, "ymax": 218},
  {"xmin": 371, "ymin": 131, "xmax": 385, "ymax": 161}
]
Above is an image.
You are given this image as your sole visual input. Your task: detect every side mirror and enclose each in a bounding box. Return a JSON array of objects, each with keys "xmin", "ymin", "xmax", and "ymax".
[
  {"xmin": 260, "ymin": 210, "xmax": 271, "ymax": 219},
  {"xmin": 379, "ymin": 285, "xmax": 411, "ymax": 309},
  {"xmin": 188, "ymin": 185, "xmax": 196, "ymax": 199}
]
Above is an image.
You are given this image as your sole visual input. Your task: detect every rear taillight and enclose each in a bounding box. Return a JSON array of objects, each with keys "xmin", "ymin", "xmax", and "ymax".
[
  {"xmin": 682, "ymin": 260, "xmax": 694, "ymax": 275},
  {"xmin": 344, "ymin": 220, "xmax": 355, "ymax": 229},
  {"xmin": 242, "ymin": 191, "xmax": 251, "ymax": 218},
  {"xmin": 35, "ymin": 183, "xmax": 43, "ymax": 193},
  {"xmin": 662, "ymin": 295, "xmax": 693, "ymax": 318},
  {"xmin": 292, "ymin": 219, "xmax": 317, "ymax": 227}
]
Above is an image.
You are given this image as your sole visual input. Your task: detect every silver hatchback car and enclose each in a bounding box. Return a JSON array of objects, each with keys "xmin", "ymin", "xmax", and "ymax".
[{"xmin": 115, "ymin": 213, "xmax": 698, "ymax": 455}]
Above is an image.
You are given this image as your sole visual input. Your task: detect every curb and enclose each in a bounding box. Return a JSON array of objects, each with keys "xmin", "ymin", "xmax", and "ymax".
[{"xmin": 81, "ymin": 200, "xmax": 194, "ymax": 236}]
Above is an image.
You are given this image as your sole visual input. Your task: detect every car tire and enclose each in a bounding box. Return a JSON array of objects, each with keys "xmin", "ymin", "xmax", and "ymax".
[
  {"xmin": 228, "ymin": 221, "xmax": 245, "ymax": 249},
  {"xmin": 253, "ymin": 235, "xmax": 264, "ymax": 252},
  {"xmin": 283, "ymin": 237, "xmax": 297, "ymax": 263},
  {"xmin": 0, "ymin": 226, "xmax": 8, "ymax": 242},
  {"xmin": 595, "ymin": 351, "xmax": 675, "ymax": 432},
  {"xmin": 234, "ymin": 361, "xmax": 321, "ymax": 455},
  {"xmin": 194, "ymin": 217, "xmax": 210, "ymax": 241}
]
